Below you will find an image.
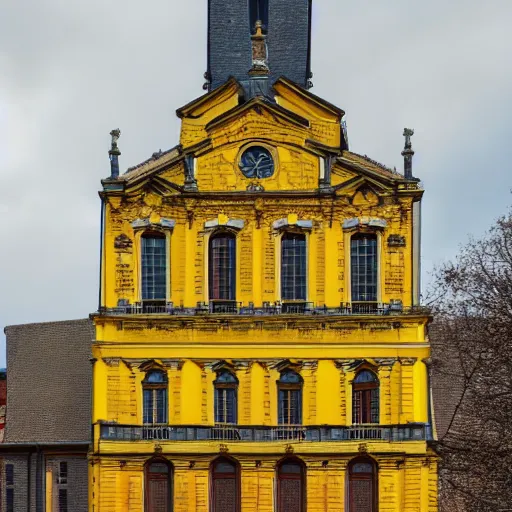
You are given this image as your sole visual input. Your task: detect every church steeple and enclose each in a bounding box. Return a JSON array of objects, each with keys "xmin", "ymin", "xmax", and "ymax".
[{"xmin": 206, "ymin": 0, "xmax": 312, "ymax": 92}]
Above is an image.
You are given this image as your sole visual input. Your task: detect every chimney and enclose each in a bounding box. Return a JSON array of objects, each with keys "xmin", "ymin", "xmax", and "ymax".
[
  {"xmin": 401, "ymin": 128, "xmax": 414, "ymax": 179},
  {"xmin": 109, "ymin": 129, "xmax": 121, "ymax": 179}
]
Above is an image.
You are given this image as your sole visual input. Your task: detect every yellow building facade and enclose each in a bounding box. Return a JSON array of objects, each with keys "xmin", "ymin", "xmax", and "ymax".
[{"xmin": 90, "ymin": 2, "xmax": 437, "ymax": 511}]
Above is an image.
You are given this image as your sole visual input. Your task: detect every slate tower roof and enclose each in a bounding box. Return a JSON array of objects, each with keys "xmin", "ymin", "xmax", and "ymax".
[{"xmin": 207, "ymin": 0, "xmax": 312, "ymax": 91}]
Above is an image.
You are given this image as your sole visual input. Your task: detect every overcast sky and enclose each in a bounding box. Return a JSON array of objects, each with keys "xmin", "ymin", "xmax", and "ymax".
[{"xmin": 1, "ymin": 0, "xmax": 511, "ymax": 367}]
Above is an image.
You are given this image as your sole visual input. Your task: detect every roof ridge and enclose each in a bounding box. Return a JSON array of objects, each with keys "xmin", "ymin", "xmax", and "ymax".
[{"xmin": 123, "ymin": 145, "xmax": 180, "ymax": 176}]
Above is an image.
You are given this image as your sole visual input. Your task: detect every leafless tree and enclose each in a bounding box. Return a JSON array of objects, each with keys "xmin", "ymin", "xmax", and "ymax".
[{"xmin": 429, "ymin": 212, "xmax": 512, "ymax": 511}]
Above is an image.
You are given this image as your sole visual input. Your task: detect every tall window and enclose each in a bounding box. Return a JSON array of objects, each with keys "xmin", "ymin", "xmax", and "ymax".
[
  {"xmin": 351, "ymin": 234, "xmax": 377, "ymax": 303},
  {"xmin": 352, "ymin": 370, "xmax": 379, "ymax": 424},
  {"xmin": 348, "ymin": 458, "xmax": 377, "ymax": 512},
  {"xmin": 278, "ymin": 371, "xmax": 302, "ymax": 425},
  {"xmin": 143, "ymin": 370, "xmax": 168, "ymax": 424},
  {"xmin": 277, "ymin": 459, "xmax": 305, "ymax": 512},
  {"xmin": 214, "ymin": 371, "xmax": 238, "ymax": 424},
  {"xmin": 142, "ymin": 233, "xmax": 167, "ymax": 301},
  {"xmin": 249, "ymin": 0, "xmax": 268, "ymax": 32},
  {"xmin": 145, "ymin": 459, "xmax": 172, "ymax": 512},
  {"xmin": 281, "ymin": 233, "xmax": 306, "ymax": 301},
  {"xmin": 5, "ymin": 464, "xmax": 14, "ymax": 512},
  {"xmin": 211, "ymin": 458, "xmax": 240, "ymax": 512},
  {"xmin": 209, "ymin": 233, "xmax": 236, "ymax": 301}
]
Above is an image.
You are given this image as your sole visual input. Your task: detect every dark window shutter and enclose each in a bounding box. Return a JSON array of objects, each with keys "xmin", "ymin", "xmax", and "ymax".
[{"xmin": 279, "ymin": 478, "xmax": 302, "ymax": 512}]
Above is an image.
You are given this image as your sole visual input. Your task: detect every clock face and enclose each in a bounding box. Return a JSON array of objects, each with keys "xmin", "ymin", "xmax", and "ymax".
[{"xmin": 239, "ymin": 146, "xmax": 274, "ymax": 179}]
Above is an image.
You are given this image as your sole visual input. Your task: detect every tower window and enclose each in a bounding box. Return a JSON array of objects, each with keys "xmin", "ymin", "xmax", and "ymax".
[
  {"xmin": 352, "ymin": 370, "xmax": 379, "ymax": 424},
  {"xmin": 278, "ymin": 371, "xmax": 302, "ymax": 425},
  {"xmin": 5, "ymin": 464, "xmax": 13, "ymax": 485},
  {"xmin": 214, "ymin": 371, "xmax": 238, "ymax": 424},
  {"xmin": 351, "ymin": 234, "xmax": 378, "ymax": 303},
  {"xmin": 249, "ymin": 0, "xmax": 268, "ymax": 32},
  {"xmin": 143, "ymin": 370, "xmax": 168, "ymax": 424},
  {"xmin": 141, "ymin": 234, "xmax": 167, "ymax": 301},
  {"xmin": 59, "ymin": 461, "xmax": 68, "ymax": 484},
  {"xmin": 281, "ymin": 233, "xmax": 307, "ymax": 301},
  {"xmin": 209, "ymin": 233, "xmax": 236, "ymax": 301}
]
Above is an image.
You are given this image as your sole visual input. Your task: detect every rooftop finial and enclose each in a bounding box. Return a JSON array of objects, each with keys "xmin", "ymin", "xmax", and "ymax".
[
  {"xmin": 109, "ymin": 129, "xmax": 121, "ymax": 179},
  {"xmin": 401, "ymin": 128, "xmax": 414, "ymax": 179},
  {"xmin": 249, "ymin": 20, "xmax": 269, "ymax": 77}
]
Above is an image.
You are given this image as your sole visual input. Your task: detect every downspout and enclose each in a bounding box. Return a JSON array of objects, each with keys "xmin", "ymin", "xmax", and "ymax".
[
  {"xmin": 424, "ymin": 357, "xmax": 434, "ymax": 440},
  {"xmin": 98, "ymin": 196, "xmax": 105, "ymax": 311},
  {"xmin": 27, "ymin": 449, "xmax": 32, "ymax": 512},
  {"xmin": 35, "ymin": 444, "xmax": 43, "ymax": 512}
]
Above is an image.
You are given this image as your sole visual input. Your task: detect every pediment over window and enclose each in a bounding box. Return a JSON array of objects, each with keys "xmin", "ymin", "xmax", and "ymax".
[
  {"xmin": 131, "ymin": 217, "xmax": 176, "ymax": 230},
  {"xmin": 138, "ymin": 359, "xmax": 166, "ymax": 372},
  {"xmin": 342, "ymin": 217, "xmax": 387, "ymax": 230}
]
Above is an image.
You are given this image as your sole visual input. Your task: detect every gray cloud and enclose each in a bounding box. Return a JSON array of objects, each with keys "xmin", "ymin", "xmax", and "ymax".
[{"xmin": 1, "ymin": 0, "xmax": 511, "ymax": 365}]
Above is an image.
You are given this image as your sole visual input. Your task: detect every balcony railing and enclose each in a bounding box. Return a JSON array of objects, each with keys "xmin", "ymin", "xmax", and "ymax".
[
  {"xmin": 99, "ymin": 300, "xmax": 430, "ymax": 317},
  {"xmin": 99, "ymin": 423, "xmax": 427, "ymax": 442}
]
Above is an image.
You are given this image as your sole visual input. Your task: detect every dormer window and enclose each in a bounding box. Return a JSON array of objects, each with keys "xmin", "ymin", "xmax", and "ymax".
[{"xmin": 141, "ymin": 233, "xmax": 167, "ymax": 301}]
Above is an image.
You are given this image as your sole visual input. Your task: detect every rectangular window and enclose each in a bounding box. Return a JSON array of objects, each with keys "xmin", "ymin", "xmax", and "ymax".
[
  {"xmin": 58, "ymin": 488, "xmax": 68, "ymax": 512},
  {"xmin": 209, "ymin": 235, "xmax": 236, "ymax": 301},
  {"xmin": 143, "ymin": 388, "xmax": 167, "ymax": 424},
  {"xmin": 215, "ymin": 388, "xmax": 237, "ymax": 424},
  {"xmin": 5, "ymin": 464, "xmax": 14, "ymax": 486},
  {"xmin": 351, "ymin": 235, "xmax": 378, "ymax": 303},
  {"xmin": 141, "ymin": 236, "xmax": 167, "ymax": 300},
  {"xmin": 59, "ymin": 461, "xmax": 68, "ymax": 484},
  {"xmin": 6, "ymin": 488, "xmax": 14, "ymax": 512},
  {"xmin": 278, "ymin": 389, "xmax": 301, "ymax": 425},
  {"xmin": 281, "ymin": 234, "xmax": 306, "ymax": 301}
]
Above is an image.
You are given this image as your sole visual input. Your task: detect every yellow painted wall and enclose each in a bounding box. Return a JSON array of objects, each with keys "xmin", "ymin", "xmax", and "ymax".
[{"xmin": 91, "ymin": 73, "xmax": 436, "ymax": 510}]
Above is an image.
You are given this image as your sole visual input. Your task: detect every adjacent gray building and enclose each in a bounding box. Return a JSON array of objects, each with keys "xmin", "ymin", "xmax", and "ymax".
[{"xmin": 0, "ymin": 319, "xmax": 92, "ymax": 512}]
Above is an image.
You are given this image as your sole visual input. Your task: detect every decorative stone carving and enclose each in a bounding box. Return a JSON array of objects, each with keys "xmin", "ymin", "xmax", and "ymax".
[
  {"xmin": 114, "ymin": 234, "xmax": 133, "ymax": 250},
  {"xmin": 374, "ymin": 358, "xmax": 398, "ymax": 367},
  {"xmin": 399, "ymin": 358, "xmax": 417, "ymax": 366},
  {"xmin": 103, "ymin": 358, "xmax": 120, "ymax": 367},
  {"xmin": 387, "ymin": 234, "xmax": 406, "ymax": 247}
]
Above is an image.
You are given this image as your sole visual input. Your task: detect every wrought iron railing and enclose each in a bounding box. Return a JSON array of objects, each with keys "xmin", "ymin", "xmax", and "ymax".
[
  {"xmin": 99, "ymin": 301, "xmax": 430, "ymax": 317},
  {"xmin": 99, "ymin": 423, "xmax": 427, "ymax": 442}
]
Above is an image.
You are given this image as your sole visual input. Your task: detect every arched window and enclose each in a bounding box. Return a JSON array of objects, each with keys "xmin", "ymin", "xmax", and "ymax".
[
  {"xmin": 277, "ymin": 459, "xmax": 305, "ymax": 512},
  {"xmin": 348, "ymin": 458, "xmax": 377, "ymax": 512},
  {"xmin": 214, "ymin": 371, "xmax": 238, "ymax": 424},
  {"xmin": 278, "ymin": 371, "xmax": 302, "ymax": 425},
  {"xmin": 143, "ymin": 370, "xmax": 168, "ymax": 424},
  {"xmin": 211, "ymin": 458, "xmax": 240, "ymax": 512},
  {"xmin": 209, "ymin": 233, "xmax": 236, "ymax": 301},
  {"xmin": 350, "ymin": 234, "xmax": 377, "ymax": 307},
  {"xmin": 249, "ymin": 0, "xmax": 268, "ymax": 32},
  {"xmin": 145, "ymin": 459, "xmax": 172, "ymax": 512},
  {"xmin": 142, "ymin": 233, "xmax": 167, "ymax": 301},
  {"xmin": 281, "ymin": 233, "xmax": 307, "ymax": 302},
  {"xmin": 352, "ymin": 370, "xmax": 379, "ymax": 424}
]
